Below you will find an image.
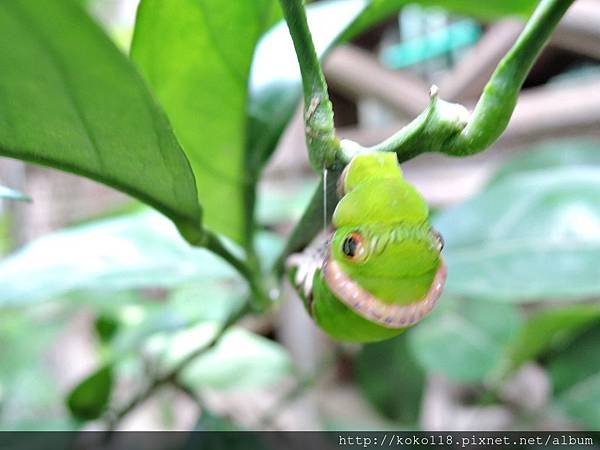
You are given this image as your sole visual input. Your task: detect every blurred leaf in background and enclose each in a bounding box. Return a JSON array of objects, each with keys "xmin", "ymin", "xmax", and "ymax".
[
  {"xmin": 0, "ymin": 0, "xmax": 598, "ymax": 433},
  {"xmin": 490, "ymin": 140, "xmax": 600, "ymax": 184},
  {"xmin": 435, "ymin": 139, "xmax": 600, "ymax": 302},
  {"xmin": 0, "ymin": 211, "xmax": 236, "ymax": 309},
  {"xmin": 0, "ymin": 208, "xmax": 266, "ymax": 427},
  {"xmin": 355, "ymin": 333, "xmax": 425, "ymax": 424},
  {"xmin": 178, "ymin": 327, "xmax": 293, "ymax": 391},
  {"xmin": 547, "ymin": 326, "xmax": 600, "ymax": 429},
  {"xmin": 500, "ymin": 304, "xmax": 600, "ymax": 378},
  {"xmin": 409, "ymin": 297, "xmax": 522, "ymax": 382}
]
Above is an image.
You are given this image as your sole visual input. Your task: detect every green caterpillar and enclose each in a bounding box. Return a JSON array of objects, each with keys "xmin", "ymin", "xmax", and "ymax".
[{"xmin": 288, "ymin": 152, "xmax": 446, "ymax": 342}]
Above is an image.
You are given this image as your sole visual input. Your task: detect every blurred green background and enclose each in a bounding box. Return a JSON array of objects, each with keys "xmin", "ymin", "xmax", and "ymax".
[{"xmin": 1, "ymin": 0, "xmax": 599, "ymax": 432}]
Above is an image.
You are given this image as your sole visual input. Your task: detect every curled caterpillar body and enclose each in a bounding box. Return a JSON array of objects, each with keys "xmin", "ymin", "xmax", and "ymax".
[
  {"xmin": 323, "ymin": 256, "xmax": 446, "ymax": 329},
  {"xmin": 287, "ymin": 151, "xmax": 446, "ymax": 342}
]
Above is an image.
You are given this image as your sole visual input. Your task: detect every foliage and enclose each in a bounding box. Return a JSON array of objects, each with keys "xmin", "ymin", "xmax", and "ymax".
[
  {"xmin": 435, "ymin": 143, "xmax": 600, "ymax": 302},
  {"xmin": 0, "ymin": 0, "xmax": 594, "ymax": 433},
  {"xmin": 130, "ymin": 0, "xmax": 281, "ymax": 245},
  {"xmin": 0, "ymin": 211, "xmax": 236, "ymax": 308},
  {"xmin": 356, "ymin": 333, "xmax": 425, "ymax": 424},
  {"xmin": 409, "ymin": 298, "xmax": 522, "ymax": 382},
  {"xmin": 0, "ymin": 0, "xmax": 203, "ymax": 242},
  {"xmin": 67, "ymin": 364, "xmax": 113, "ymax": 421}
]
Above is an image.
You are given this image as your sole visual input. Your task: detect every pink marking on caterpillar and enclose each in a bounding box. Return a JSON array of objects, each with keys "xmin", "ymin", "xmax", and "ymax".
[{"xmin": 323, "ymin": 257, "xmax": 447, "ymax": 329}]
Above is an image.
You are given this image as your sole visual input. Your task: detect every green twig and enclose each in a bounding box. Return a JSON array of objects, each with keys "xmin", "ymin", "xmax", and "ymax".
[
  {"xmin": 338, "ymin": 0, "xmax": 576, "ymax": 163},
  {"xmin": 447, "ymin": 0, "xmax": 575, "ymax": 155},
  {"xmin": 200, "ymin": 229, "xmax": 270, "ymax": 311},
  {"xmin": 171, "ymin": 378, "xmax": 207, "ymax": 411},
  {"xmin": 358, "ymin": 86, "xmax": 468, "ymax": 163},
  {"xmin": 279, "ymin": 0, "xmax": 339, "ymax": 170}
]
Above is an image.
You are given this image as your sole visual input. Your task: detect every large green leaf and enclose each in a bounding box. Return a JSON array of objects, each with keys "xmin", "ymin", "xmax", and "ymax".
[
  {"xmin": 149, "ymin": 322, "xmax": 293, "ymax": 390},
  {"xmin": 409, "ymin": 297, "xmax": 522, "ymax": 382},
  {"xmin": 0, "ymin": 211, "xmax": 236, "ymax": 309},
  {"xmin": 130, "ymin": 0, "xmax": 398, "ymax": 245},
  {"xmin": 0, "ymin": 0, "xmax": 202, "ymax": 241},
  {"xmin": 131, "ymin": 0, "xmax": 280, "ymax": 245},
  {"xmin": 547, "ymin": 326, "xmax": 600, "ymax": 430},
  {"xmin": 182, "ymin": 327, "xmax": 293, "ymax": 390},
  {"xmin": 355, "ymin": 333, "xmax": 425, "ymax": 423},
  {"xmin": 435, "ymin": 166, "xmax": 600, "ymax": 302}
]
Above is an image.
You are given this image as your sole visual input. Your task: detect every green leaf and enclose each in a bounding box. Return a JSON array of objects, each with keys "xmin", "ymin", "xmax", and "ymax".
[
  {"xmin": 183, "ymin": 327, "xmax": 293, "ymax": 390},
  {"xmin": 94, "ymin": 313, "xmax": 120, "ymax": 344},
  {"xmin": 500, "ymin": 305, "xmax": 600, "ymax": 377},
  {"xmin": 355, "ymin": 333, "xmax": 425, "ymax": 423},
  {"xmin": 66, "ymin": 364, "xmax": 113, "ymax": 421},
  {"xmin": 409, "ymin": 297, "xmax": 522, "ymax": 382},
  {"xmin": 435, "ymin": 166, "xmax": 600, "ymax": 302},
  {"xmin": 490, "ymin": 139, "xmax": 600, "ymax": 185},
  {"xmin": 110, "ymin": 280, "xmax": 247, "ymax": 355},
  {"xmin": 416, "ymin": 0, "xmax": 536, "ymax": 20},
  {"xmin": 0, "ymin": 185, "xmax": 30, "ymax": 202},
  {"xmin": 0, "ymin": 211, "xmax": 236, "ymax": 309},
  {"xmin": 547, "ymin": 326, "xmax": 600, "ymax": 429},
  {"xmin": 152, "ymin": 323, "xmax": 293, "ymax": 390},
  {"xmin": 131, "ymin": 0, "xmax": 400, "ymax": 244},
  {"xmin": 131, "ymin": 0, "xmax": 280, "ymax": 245},
  {"xmin": 0, "ymin": 0, "xmax": 202, "ymax": 241},
  {"xmin": 166, "ymin": 283, "xmax": 247, "ymax": 328}
]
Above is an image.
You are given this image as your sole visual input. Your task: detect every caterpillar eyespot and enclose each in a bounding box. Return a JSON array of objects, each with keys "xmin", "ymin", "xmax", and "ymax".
[{"xmin": 341, "ymin": 232, "xmax": 366, "ymax": 262}]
